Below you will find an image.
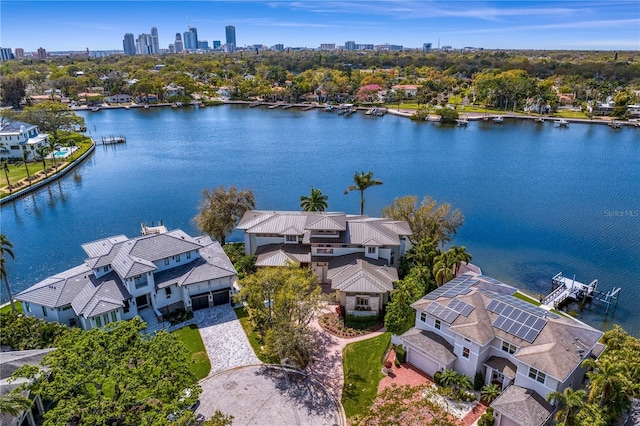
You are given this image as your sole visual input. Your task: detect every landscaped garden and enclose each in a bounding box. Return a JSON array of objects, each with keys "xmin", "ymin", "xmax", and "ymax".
[
  {"xmin": 318, "ymin": 308, "xmax": 384, "ymax": 339},
  {"xmin": 171, "ymin": 324, "xmax": 211, "ymax": 380},
  {"xmin": 341, "ymin": 332, "xmax": 391, "ymax": 418}
]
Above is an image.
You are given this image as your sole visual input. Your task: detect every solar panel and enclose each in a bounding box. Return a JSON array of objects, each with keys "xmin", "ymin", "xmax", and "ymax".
[
  {"xmin": 447, "ymin": 298, "xmax": 475, "ymax": 317},
  {"xmin": 486, "ymin": 291, "xmax": 551, "ymax": 343},
  {"xmin": 478, "ymin": 275, "xmax": 506, "ymax": 285},
  {"xmin": 423, "ymin": 274, "xmax": 476, "ymax": 300},
  {"xmin": 426, "ymin": 302, "xmax": 461, "ymax": 324},
  {"xmin": 488, "ymin": 292, "xmax": 559, "ymax": 319}
]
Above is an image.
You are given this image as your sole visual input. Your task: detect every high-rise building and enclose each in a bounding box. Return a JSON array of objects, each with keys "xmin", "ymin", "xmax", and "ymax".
[
  {"xmin": 14, "ymin": 48, "xmax": 24, "ymax": 59},
  {"xmin": 212, "ymin": 40, "xmax": 221, "ymax": 49},
  {"xmin": 123, "ymin": 33, "xmax": 136, "ymax": 55},
  {"xmin": 273, "ymin": 44, "xmax": 284, "ymax": 51},
  {"xmin": 319, "ymin": 43, "xmax": 335, "ymax": 50},
  {"xmin": 0, "ymin": 48, "xmax": 14, "ymax": 61},
  {"xmin": 136, "ymin": 33, "xmax": 153, "ymax": 54},
  {"xmin": 174, "ymin": 33, "xmax": 183, "ymax": 52},
  {"xmin": 168, "ymin": 44, "xmax": 175, "ymax": 54},
  {"xmin": 183, "ymin": 27, "xmax": 198, "ymax": 50},
  {"xmin": 198, "ymin": 41, "xmax": 209, "ymax": 50},
  {"xmin": 37, "ymin": 47, "xmax": 47, "ymax": 59},
  {"xmin": 150, "ymin": 27, "xmax": 160, "ymax": 54},
  {"xmin": 423, "ymin": 43, "xmax": 432, "ymax": 53},
  {"xmin": 225, "ymin": 25, "xmax": 236, "ymax": 49},
  {"xmin": 345, "ymin": 41, "xmax": 356, "ymax": 51}
]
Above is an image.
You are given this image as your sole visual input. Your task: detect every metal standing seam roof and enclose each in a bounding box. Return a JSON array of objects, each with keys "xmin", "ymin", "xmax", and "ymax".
[
  {"xmin": 327, "ymin": 255, "xmax": 398, "ymax": 293},
  {"xmin": 254, "ymin": 244, "xmax": 311, "ymax": 267},
  {"xmin": 346, "ymin": 220, "xmax": 401, "ymax": 246}
]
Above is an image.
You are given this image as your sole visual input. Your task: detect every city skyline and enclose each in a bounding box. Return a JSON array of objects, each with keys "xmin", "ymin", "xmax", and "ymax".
[{"xmin": 1, "ymin": 1, "xmax": 639, "ymax": 52}]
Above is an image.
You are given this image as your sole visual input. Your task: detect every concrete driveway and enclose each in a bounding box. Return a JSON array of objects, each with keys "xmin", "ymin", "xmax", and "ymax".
[
  {"xmin": 193, "ymin": 304, "xmax": 260, "ymax": 376},
  {"xmin": 195, "ymin": 365, "xmax": 344, "ymax": 426}
]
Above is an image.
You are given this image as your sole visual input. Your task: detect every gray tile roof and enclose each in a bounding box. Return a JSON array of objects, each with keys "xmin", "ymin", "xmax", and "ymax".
[
  {"xmin": 328, "ymin": 254, "xmax": 397, "ymax": 293},
  {"xmin": 0, "ymin": 121, "xmax": 37, "ymax": 134},
  {"xmin": 491, "ymin": 385, "xmax": 554, "ymax": 426},
  {"xmin": 411, "ymin": 273, "xmax": 605, "ymax": 382},
  {"xmin": 16, "ymin": 264, "xmax": 94, "ymax": 308},
  {"xmin": 82, "ymin": 235, "xmax": 128, "ymax": 258},
  {"xmin": 401, "ymin": 328, "xmax": 457, "ymax": 364},
  {"xmin": 484, "ymin": 356, "xmax": 518, "ymax": 379},
  {"xmin": 70, "ymin": 271, "xmax": 131, "ymax": 318}
]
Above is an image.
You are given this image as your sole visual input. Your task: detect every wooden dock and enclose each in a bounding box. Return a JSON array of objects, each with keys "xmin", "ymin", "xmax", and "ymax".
[
  {"xmin": 100, "ymin": 135, "xmax": 126, "ymax": 145},
  {"xmin": 542, "ymin": 272, "xmax": 621, "ymax": 314}
]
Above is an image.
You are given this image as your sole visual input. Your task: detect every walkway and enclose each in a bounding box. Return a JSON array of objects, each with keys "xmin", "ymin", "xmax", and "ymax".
[
  {"xmin": 193, "ymin": 304, "xmax": 260, "ymax": 376},
  {"xmin": 305, "ymin": 305, "xmax": 386, "ymax": 400}
]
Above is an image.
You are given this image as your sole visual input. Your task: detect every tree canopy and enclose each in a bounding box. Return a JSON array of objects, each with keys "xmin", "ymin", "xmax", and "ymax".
[
  {"xmin": 4, "ymin": 101, "xmax": 85, "ymax": 140},
  {"xmin": 0, "ymin": 310, "xmax": 69, "ymax": 350},
  {"xmin": 193, "ymin": 185, "xmax": 255, "ymax": 245},
  {"xmin": 382, "ymin": 195, "xmax": 464, "ymax": 245},
  {"xmin": 236, "ymin": 264, "xmax": 322, "ymax": 367},
  {"xmin": 13, "ymin": 318, "xmax": 200, "ymax": 426}
]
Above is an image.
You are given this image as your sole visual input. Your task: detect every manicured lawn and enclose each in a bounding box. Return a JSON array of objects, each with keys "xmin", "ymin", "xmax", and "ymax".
[
  {"xmin": 341, "ymin": 332, "xmax": 391, "ymax": 418},
  {"xmin": 171, "ymin": 324, "xmax": 211, "ymax": 380},
  {"xmin": 513, "ymin": 291, "xmax": 542, "ymax": 306},
  {"xmin": 233, "ymin": 307, "xmax": 277, "ymax": 363},
  {"xmin": 0, "ymin": 302, "xmax": 23, "ymax": 315}
]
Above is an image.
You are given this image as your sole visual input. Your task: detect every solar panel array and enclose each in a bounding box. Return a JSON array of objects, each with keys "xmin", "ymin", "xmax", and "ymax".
[
  {"xmin": 478, "ymin": 275, "xmax": 506, "ymax": 285},
  {"xmin": 426, "ymin": 302, "xmax": 460, "ymax": 323},
  {"xmin": 489, "ymin": 292, "xmax": 559, "ymax": 319},
  {"xmin": 487, "ymin": 299, "xmax": 548, "ymax": 343},
  {"xmin": 447, "ymin": 298, "xmax": 474, "ymax": 316},
  {"xmin": 423, "ymin": 275, "xmax": 476, "ymax": 300}
]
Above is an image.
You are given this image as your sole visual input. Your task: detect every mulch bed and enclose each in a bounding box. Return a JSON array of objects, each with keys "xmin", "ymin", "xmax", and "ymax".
[{"xmin": 318, "ymin": 312, "xmax": 384, "ymax": 339}]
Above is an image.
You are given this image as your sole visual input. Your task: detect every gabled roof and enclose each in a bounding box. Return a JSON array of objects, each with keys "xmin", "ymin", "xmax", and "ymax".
[
  {"xmin": 255, "ymin": 244, "xmax": 311, "ymax": 267},
  {"xmin": 491, "ymin": 385, "xmax": 554, "ymax": 426},
  {"xmin": 70, "ymin": 271, "xmax": 131, "ymax": 318},
  {"xmin": 401, "ymin": 328, "xmax": 457, "ymax": 364},
  {"xmin": 328, "ymin": 254, "xmax": 397, "ymax": 293},
  {"xmin": 346, "ymin": 218, "xmax": 406, "ymax": 246},
  {"xmin": 0, "ymin": 121, "xmax": 38, "ymax": 134}
]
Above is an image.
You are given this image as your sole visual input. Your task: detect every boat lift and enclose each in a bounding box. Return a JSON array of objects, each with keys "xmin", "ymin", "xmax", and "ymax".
[{"xmin": 543, "ymin": 272, "xmax": 621, "ymax": 314}]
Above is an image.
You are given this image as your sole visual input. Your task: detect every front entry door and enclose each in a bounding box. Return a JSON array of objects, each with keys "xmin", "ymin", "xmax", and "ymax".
[
  {"xmin": 491, "ymin": 370, "xmax": 505, "ymax": 388},
  {"xmin": 136, "ymin": 294, "xmax": 149, "ymax": 310}
]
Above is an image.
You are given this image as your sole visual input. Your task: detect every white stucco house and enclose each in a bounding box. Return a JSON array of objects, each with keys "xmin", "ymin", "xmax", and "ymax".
[
  {"xmin": 236, "ymin": 211, "xmax": 412, "ymax": 316},
  {"xmin": 15, "ymin": 225, "xmax": 237, "ymax": 331},
  {"xmin": 401, "ymin": 273, "xmax": 605, "ymax": 426},
  {"xmin": 0, "ymin": 121, "xmax": 49, "ymax": 160}
]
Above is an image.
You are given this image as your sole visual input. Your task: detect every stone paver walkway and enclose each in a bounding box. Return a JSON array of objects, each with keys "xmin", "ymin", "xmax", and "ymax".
[
  {"xmin": 193, "ymin": 304, "xmax": 260, "ymax": 376},
  {"xmin": 305, "ymin": 305, "xmax": 386, "ymax": 400}
]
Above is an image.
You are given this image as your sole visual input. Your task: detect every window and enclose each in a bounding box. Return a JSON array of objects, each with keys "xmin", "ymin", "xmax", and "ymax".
[
  {"xmin": 528, "ymin": 367, "xmax": 546, "ymax": 384},
  {"xmin": 176, "ymin": 254, "xmax": 180, "ymax": 262},
  {"xmin": 164, "ymin": 258, "xmax": 170, "ymax": 265},
  {"xmin": 42, "ymin": 306, "xmax": 48, "ymax": 317},
  {"xmin": 62, "ymin": 304, "xmax": 73, "ymax": 311},
  {"xmin": 103, "ymin": 266, "xmax": 109, "ymax": 273},
  {"xmin": 502, "ymin": 341, "xmax": 517, "ymax": 354},
  {"xmin": 123, "ymin": 300, "xmax": 130, "ymax": 314},
  {"xmin": 186, "ymin": 251, "xmax": 191, "ymax": 259},
  {"xmin": 435, "ymin": 319, "xmax": 441, "ymax": 330},
  {"xmin": 462, "ymin": 347, "xmax": 470, "ymax": 358},
  {"xmin": 166, "ymin": 286, "xmax": 172, "ymax": 298},
  {"xmin": 111, "ymin": 311, "xmax": 117, "ymax": 322},
  {"xmin": 285, "ymin": 235, "xmax": 297, "ymax": 242},
  {"xmin": 355, "ymin": 296, "xmax": 370, "ymax": 309},
  {"xmin": 103, "ymin": 314, "xmax": 110, "ymax": 324},
  {"xmin": 367, "ymin": 247, "xmax": 376, "ymax": 254},
  {"xmin": 95, "ymin": 316, "xmax": 102, "ymax": 328},
  {"xmin": 134, "ymin": 275, "xmax": 146, "ymax": 289},
  {"xmin": 25, "ymin": 302, "xmax": 31, "ymax": 313},
  {"xmin": 420, "ymin": 312, "xmax": 427, "ymax": 322}
]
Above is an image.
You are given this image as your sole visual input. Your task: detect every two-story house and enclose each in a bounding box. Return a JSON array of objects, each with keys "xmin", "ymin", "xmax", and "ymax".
[
  {"xmin": 237, "ymin": 211, "xmax": 412, "ymax": 316},
  {"xmin": 402, "ymin": 273, "xmax": 605, "ymax": 426},
  {"xmin": 15, "ymin": 225, "xmax": 237, "ymax": 331},
  {"xmin": 0, "ymin": 121, "xmax": 49, "ymax": 160}
]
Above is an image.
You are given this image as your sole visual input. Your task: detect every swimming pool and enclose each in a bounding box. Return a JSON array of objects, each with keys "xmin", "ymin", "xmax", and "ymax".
[{"xmin": 51, "ymin": 147, "xmax": 78, "ymax": 159}]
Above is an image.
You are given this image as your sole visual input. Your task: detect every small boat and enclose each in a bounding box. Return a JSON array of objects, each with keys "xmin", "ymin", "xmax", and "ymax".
[
  {"xmin": 608, "ymin": 121, "xmax": 622, "ymax": 129},
  {"xmin": 555, "ymin": 119, "xmax": 569, "ymax": 127},
  {"xmin": 534, "ymin": 117, "xmax": 545, "ymax": 123},
  {"xmin": 456, "ymin": 115, "xmax": 469, "ymax": 126},
  {"xmin": 325, "ymin": 105, "xmax": 334, "ymax": 112},
  {"xmin": 90, "ymin": 107, "xmax": 100, "ymax": 112},
  {"xmin": 492, "ymin": 116, "xmax": 504, "ymax": 123},
  {"xmin": 144, "ymin": 104, "xmax": 149, "ymax": 109}
]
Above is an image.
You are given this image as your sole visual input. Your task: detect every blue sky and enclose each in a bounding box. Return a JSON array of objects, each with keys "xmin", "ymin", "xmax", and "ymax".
[{"xmin": 2, "ymin": 1, "xmax": 639, "ymax": 52}]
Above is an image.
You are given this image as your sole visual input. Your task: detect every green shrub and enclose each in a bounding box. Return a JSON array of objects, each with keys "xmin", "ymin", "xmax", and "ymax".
[
  {"xmin": 477, "ymin": 407, "xmax": 494, "ymax": 426},
  {"xmin": 345, "ymin": 314, "xmax": 380, "ymax": 330},
  {"xmin": 433, "ymin": 371, "xmax": 443, "ymax": 386},
  {"xmin": 474, "ymin": 371, "xmax": 485, "ymax": 391},
  {"xmin": 395, "ymin": 346, "xmax": 407, "ymax": 364}
]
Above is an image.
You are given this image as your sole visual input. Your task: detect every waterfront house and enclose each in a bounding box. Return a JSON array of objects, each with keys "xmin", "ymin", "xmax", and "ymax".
[
  {"xmin": 0, "ymin": 121, "xmax": 49, "ymax": 160},
  {"xmin": 105, "ymin": 94, "xmax": 132, "ymax": 103},
  {"xmin": 237, "ymin": 211, "xmax": 412, "ymax": 316},
  {"xmin": 401, "ymin": 273, "xmax": 605, "ymax": 426},
  {"xmin": 15, "ymin": 225, "xmax": 237, "ymax": 331},
  {"xmin": 391, "ymin": 84, "xmax": 421, "ymax": 98},
  {"xmin": 163, "ymin": 83, "xmax": 185, "ymax": 98}
]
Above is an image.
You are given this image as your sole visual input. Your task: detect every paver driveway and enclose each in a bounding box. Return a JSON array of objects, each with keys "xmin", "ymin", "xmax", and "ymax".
[{"xmin": 193, "ymin": 304, "xmax": 260, "ymax": 376}]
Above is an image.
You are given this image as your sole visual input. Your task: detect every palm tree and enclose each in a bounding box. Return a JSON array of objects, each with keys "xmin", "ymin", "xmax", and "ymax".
[
  {"xmin": 0, "ymin": 393, "xmax": 32, "ymax": 416},
  {"xmin": 449, "ymin": 245, "xmax": 472, "ymax": 276},
  {"xmin": 2, "ymin": 160, "xmax": 11, "ymax": 194},
  {"xmin": 35, "ymin": 146, "xmax": 49, "ymax": 177},
  {"xmin": 344, "ymin": 171, "xmax": 383, "ymax": 215},
  {"xmin": 48, "ymin": 138, "xmax": 60, "ymax": 169},
  {"xmin": 546, "ymin": 387, "xmax": 587, "ymax": 426},
  {"xmin": 583, "ymin": 358, "xmax": 633, "ymax": 409},
  {"xmin": 0, "ymin": 234, "xmax": 16, "ymax": 312},
  {"xmin": 438, "ymin": 369, "xmax": 459, "ymax": 388},
  {"xmin": 21, "ymin": 148, "xmax": 31, "ymax": 183},
  {"xmin": 433, "ymin": 250, "xmax": 455, "ymax": 286},
  {"xmin": 480, "ymin": 384, "xmax": 502, "ymax": 404},
  {"xmin": 300, "ymin": 187, "xmax": 328, "ymax": 212}
]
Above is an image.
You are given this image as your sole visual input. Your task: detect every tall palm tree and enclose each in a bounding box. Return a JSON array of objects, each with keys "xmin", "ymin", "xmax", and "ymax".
[
  {"xmin": 0, "ymin": 234, "xmax": 16, "ymax": 312},
  {"xmin": 2, "ymin": 160, "xmax": 11, "ymax": 194},
  {"xmin": 48, "ymin": 138, "xmax": 61, "ymax": 169},
  {"xmin": 433, "ymin": 250, "xmax": 455, "ymax": 286},
  {"xmin": 21, "ymin": 148, "xmax": 31, "ymax": 183},
  {"xmin": 583, "ymin": 358, "xmax": 633, "ymax": 409},
  {"xmin": 300, "ymin": 187, "xmax": 328, "ymax": 212},
  {"xmin": 0, "ymin": 393, "xmax": 32, "ymax": 416},
  {"xmin": 546, "ymin": 387, "xmax": 587, "ymax": 426},
  {"xmin": 35, "ymin": 146, "xmax": 49, "ymax": 177},
  {"xmin": 449, "ymin": 245, "xmax": 472, "ymax": 276},
  {"xmin": 344, "ymin": 171, "xmax": 383, "ymax": 215}
]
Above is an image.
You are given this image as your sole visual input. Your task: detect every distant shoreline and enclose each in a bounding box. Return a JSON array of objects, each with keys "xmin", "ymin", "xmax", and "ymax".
[{"xmin": 72, "ymin": 101, "xmax": 639, "ymax": 127}]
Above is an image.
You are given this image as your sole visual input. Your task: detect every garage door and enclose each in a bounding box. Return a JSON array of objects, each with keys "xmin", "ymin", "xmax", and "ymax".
[
  {"xmin": 191, "ymin": 294, "xmax": 209, "ymax": 311},
  {"xmin": 212, "ymin": 289, "xmax": 230, "ymax": 306},
  {"xmin": 407, "ymin": 347, "xmax": 440, "ymax": 376}
]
